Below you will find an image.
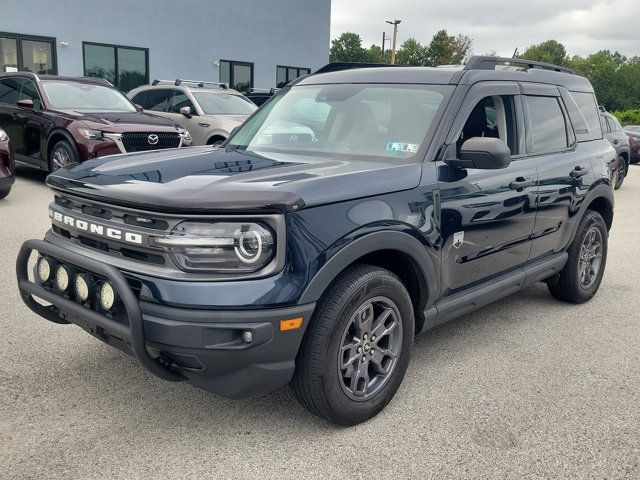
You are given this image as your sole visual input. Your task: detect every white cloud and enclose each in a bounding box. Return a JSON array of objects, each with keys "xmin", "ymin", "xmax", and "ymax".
[{"xmin": 331, "ymin": 0, "xmax": 640, "ymax": 58}]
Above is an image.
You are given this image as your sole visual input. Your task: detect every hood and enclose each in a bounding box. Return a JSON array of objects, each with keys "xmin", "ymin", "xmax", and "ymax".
[
  {"xmin": 46, "ymin": 147, "xmax": 421, "ymax": 214},
  {"xmin": 59, "ymin": 110, "xmax": 180, "ymax": 132}
]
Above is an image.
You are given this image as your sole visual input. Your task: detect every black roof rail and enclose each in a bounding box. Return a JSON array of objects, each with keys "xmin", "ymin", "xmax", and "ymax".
[
  {"xmin": 464, "ymin": 56, "xmax": 575, "ymax": 74},
  {"xmin": 314, "ymin": 62, "xmax": 401, "ymax": 74}
]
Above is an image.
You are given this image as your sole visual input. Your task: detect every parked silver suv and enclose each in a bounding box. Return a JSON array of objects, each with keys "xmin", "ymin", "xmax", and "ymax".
[{"xmin": 128, "ymin": 79, "xmax": 257, "ymax": 145}]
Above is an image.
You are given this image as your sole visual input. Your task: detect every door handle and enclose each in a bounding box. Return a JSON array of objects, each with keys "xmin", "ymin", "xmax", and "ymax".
[
  {"xmin": 570, "ymin": 166, "xmax": 588, "ymax": 178},
  {"xmin": 613, "ymin": 140, "xmax": 619, "ymax": 145},
  {"xmin": 509, "ymin": 177, "xmax": 534, "ymax": 190}
]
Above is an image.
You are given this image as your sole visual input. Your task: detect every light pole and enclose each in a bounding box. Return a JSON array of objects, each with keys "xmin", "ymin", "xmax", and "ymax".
[{"xmin": 386, "ymin": 19, "xmax": 401, "ymax": 64}]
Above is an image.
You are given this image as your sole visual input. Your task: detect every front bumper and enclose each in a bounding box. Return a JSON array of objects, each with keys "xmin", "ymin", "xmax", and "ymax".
[{"xmin": 16, "ymin": 239, "xmax": 315, "ymax": 398}]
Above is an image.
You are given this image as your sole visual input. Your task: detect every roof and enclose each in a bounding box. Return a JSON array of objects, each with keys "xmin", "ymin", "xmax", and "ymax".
[
  {"xmin": 0, "ymin": 72, "xmax": 112, "ymax": 86},
  {"xmin": 298, "ymin": 57, "xmax": 594, "ymax": 93}
]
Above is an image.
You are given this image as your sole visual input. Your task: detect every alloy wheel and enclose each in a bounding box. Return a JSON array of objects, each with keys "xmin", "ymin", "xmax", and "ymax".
[
  {"xmin": 338, "ymin": 296, "xmax": 402, "ymax": 401},
  {"xmin": 579, "ymin": 226, "xmax": 603, "ymax": 289},
  {"xmin": 51, "ymin": 146, "xmax": 72, "ymax": 170}
]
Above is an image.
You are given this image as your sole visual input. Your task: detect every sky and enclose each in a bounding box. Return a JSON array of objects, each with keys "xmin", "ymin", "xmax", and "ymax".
[{"xmin": 331, "ymin": 0, "xmax": 640, "ymax": 59}]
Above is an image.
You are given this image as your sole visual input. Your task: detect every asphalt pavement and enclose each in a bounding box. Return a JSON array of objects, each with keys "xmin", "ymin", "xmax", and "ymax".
[{"xmin": 1, "ymin": 164, "xmax": 639, "ymax": 479}]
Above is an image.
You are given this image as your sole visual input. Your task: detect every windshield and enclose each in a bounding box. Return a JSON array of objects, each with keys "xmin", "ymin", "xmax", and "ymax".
[
  {"xmin": 192, "ymin": 92, "xmax": 257, "ymax": 115},
  {"xmin": 42, "ymin": 81, "xmax": 137, "ymax": 112},
  {"xmin": 227, "ymin": 84, "xmax": 452, "ymax": 162}
]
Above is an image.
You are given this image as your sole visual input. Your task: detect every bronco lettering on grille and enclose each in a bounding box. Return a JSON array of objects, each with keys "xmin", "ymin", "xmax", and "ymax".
[{"xmin": 51, "ymin": 210, "xmax": 143, "ymax": 245}]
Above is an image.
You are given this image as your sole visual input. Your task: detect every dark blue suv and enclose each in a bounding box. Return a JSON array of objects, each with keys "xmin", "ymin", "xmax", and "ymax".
[{"xmin": 17, "ymin": 57, "xmax": 615, "ymax": 425}]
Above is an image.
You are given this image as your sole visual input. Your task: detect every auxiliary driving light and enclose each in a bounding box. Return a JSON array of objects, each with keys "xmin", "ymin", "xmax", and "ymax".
[
  {"xmin": 99, "ymin": 281, "xmax": 116, "ymax": 311},
  {"xmin": 74, "ymin": 273, "xmax": 93, "ymax": 302},
  {"xmin": 37, "ymin": 256, "xmax": 53, "ymax": 283},
  {"xmin": 55, "ymin": 265, "xmax": 71, "ymax": 292}
]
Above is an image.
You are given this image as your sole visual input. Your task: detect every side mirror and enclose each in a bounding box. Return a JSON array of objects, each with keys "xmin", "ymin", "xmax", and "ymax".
[
  {"xmin": 445, "ymin": 137, "xmax": 511, "ymax": 170},
  {"xmin": 17, "ymin": 99, "xmax": 34, "ymax": 109},
  {"xmin": 180, "ymin": 106, "xmax": 192, "ymax": 117}
]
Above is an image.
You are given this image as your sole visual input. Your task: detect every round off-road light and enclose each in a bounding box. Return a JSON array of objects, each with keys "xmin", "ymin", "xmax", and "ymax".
[
  {"xmin": 74, "ymin": 273, "xmax": 93, "ymax": 302},
  {"xmin": 55, "ymin": 265, "xmax": 71, "ymax": 291},
  {"xmin": 37, "ymin": 256, "xmax": 53, "ymax": 283},
  {"xmin": 99, "ymin": 281, "xmax": 116, "ymax": 311}
]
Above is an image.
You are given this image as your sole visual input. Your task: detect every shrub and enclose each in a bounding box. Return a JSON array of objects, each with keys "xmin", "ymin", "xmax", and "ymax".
[{"xmin": 611, "ymin": 109, "xmax": 640, "ymax": 126}]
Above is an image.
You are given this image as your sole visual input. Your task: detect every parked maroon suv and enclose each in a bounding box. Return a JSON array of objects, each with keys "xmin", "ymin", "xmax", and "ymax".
[
  {"xmin": 0, "ymin": 126, "xmax": 15, "ymax": 199},
  {"xmin": 0, "ymin": 73, "xmax": 192, "ymax": 172},
  {"xmin": 623, "ymin": 125, "xmax": 640, "ymax": 163}
]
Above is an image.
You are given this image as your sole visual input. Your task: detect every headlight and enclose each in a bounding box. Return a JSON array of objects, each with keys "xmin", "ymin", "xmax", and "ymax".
[
  {"xmin": 0, "ymin": 128, "xmax": 8, "ymax": 142},
  {"xmin": 178, "ymin": 128, "xmax": 192, "ymax": 142},
  {"xmin": 151, "ymin": 221, "xmax": 275, "ymax": 273},
  {"xmin": 78, "ymin": 128, "xmax": 103, "ymax": 140}
]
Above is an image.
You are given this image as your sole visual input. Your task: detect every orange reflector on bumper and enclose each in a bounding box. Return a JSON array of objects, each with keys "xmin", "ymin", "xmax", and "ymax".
[{"xmin": 280, "ymin": 317, "xmax": 303, "ymax": 331}]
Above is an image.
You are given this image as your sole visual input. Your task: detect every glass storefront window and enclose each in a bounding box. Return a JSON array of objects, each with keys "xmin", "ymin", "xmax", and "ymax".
[
  {"xmin": 21, "ymin": 39, "xmax": 54, "ymax": 74},
  {"xmin": 1, "ymin": 37, "xmax": 18, "ymax": 73},
  {"xmin": 276, "ymin": 65, "xmax": 311, "ymax": 88},
  {"xmin": 219, "ymin": 60, "xmax": 253, "ymax": 92},
  {"xmin": 83, "ymin": 42, "xmax": 148, "ymax": 92},
  {"xmin": 0, "ymin": 33, "xmax": 56, "ymax": 74}
]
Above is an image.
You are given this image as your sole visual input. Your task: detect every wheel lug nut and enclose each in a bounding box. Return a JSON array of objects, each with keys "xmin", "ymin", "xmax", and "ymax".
[
  {"xmin": 362, "ymin": 356, "xmax": 367, "ymax": 362},
  {"xmin": 371, "ymin": 335, "xmax": 376, "ymax": 342},
  {"xmin": 357, "ymin": 347, "xmax": 362, "ymax": 353}
]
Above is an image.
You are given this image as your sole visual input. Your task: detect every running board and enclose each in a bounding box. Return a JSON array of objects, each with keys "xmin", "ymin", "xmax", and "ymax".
[{"xmin": 420, "ymin": 252, "xmax": 568, "ymax": 334}]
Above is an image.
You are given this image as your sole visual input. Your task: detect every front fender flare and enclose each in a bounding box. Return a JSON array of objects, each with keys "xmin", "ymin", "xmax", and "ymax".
[{"xmin": 298, "ymin": 230, "xmax": 439, "ymax": 306}]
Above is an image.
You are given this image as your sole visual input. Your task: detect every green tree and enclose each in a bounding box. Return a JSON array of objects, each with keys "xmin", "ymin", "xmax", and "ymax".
[
  {"xmin": 425, "ymin": 30, "xmax": 472, "ymax": 66},
  {"xmin": 365, "ymin": 44, "xmax": 391, "ymax": 63},
  {"xmin": 568, "ymin": 50, "xmax": 630, "ymax": 110},
  {"xmin": 396, "ymin": 38, "xmax": 427, "ymax": 66},
  {"xmin": 521, "ymin": 40, "xmax": 567, "ymax": 66},
  {"xmin": 330, "ymin": 32, "xmax": 370, "ymax": 63}
]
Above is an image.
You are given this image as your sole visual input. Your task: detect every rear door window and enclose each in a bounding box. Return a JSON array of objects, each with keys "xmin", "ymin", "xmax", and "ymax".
[
  {"xmin": 143, "ymin": 89, "xmax": 172, "ymax": 111},
  {"xmin": 526, "ymin": 96, "xmax": 570, "ymax": 154}
]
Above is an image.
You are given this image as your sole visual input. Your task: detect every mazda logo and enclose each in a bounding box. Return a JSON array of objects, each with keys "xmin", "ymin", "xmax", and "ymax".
[
  {"xmin": 147, "ymin": 134, "xmax": 159, "ymax": 145},
  {"xmin": 289, "ymin": 135, "xmax": 298, "ymax": 143}
]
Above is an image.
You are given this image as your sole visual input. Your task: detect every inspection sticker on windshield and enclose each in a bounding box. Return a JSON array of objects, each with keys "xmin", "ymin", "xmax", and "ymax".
[{"xmin": 386, "ymin": 142, "xmax": 419, "ymax": 154}]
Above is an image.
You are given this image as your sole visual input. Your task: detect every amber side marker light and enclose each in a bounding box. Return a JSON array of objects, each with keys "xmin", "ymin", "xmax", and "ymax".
[{"xmin": 280, "ymin": 317, "xmax": 303, "ymax": 331}]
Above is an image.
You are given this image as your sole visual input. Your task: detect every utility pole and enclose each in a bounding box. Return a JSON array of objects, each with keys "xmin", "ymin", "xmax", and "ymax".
[
  {"xmin": 381, "ymin": 32, "xmax": 391, "ymax": 62},
  {"xmin": 386, "ymin": 19, "xmax": 401, "ymax": 64}
]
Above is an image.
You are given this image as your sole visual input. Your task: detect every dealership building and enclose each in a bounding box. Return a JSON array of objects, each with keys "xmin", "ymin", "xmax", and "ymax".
[{"xmin": 0, "ymin": 0, "xmax": 331, "ymax": 92}]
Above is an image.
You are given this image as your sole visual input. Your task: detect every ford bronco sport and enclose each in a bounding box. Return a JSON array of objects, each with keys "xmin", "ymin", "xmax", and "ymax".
[{"xmin": 17, "ymin": 57, "xmax": 615, "ymax": 425}]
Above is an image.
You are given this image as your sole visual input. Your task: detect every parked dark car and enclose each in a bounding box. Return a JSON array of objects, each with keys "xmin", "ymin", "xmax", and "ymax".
[
  {"xmin": 600, "ymin": 111, "xmax": 630, "ymax": 190},
  {"xmin": 0, "ymin": 126, "xmax": 15, "ymax": 199},
  {"xmin": 623, "ymin": 125, "xmax": 640, "ymax": 163},
  {"xmin": 243, "ymin": 88, "xmax": 278, "ymax": 106},
  {"xmin": 17, "ymin": 57, "xmax": 615, "ymax": 425},
  {"xmin": 0, "ymin": 73, "xmax": 192, "ymax": 173}
]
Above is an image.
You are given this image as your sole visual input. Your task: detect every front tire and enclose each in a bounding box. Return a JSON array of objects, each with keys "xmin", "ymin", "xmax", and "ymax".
[
  {"xmin": 291, "ymin": 265, "xmax": 414, "ymax": 425},
  {"xmin": 548, "ymin": 210, "xmax": 608, "ymax": 304},
  {"xmin": 48, "ymin": 140, "xmax": 77, "ymax": 173},
  {"xmin": 0, "ymin": 187, "xmax": 10, "ymax": 199}
]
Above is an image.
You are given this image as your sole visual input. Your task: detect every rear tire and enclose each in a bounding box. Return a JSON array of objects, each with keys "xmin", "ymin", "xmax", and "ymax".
[
  {"xmin": 548, "ymin": 211, "xmax": 608, "ymax": 304},
  {"xmin": 613, "ymin": 156, "xmax": 626, "ymax": 190},
  {"xmin": 291, "ymin": 265, "xmax": 414, "ymax": 426},
  {"xmin": 48, "ymin": 140, "xmax": 77, "ymax": 173},
  {"xmin": 0, "ymin": 187, "xmax": 10, "ymax": 199}
]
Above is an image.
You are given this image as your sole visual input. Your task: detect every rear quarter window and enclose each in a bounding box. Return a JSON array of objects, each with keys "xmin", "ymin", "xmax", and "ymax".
[{"xmin": 569, "ymin": 91, "xmax": 602, "ymax": 140}]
